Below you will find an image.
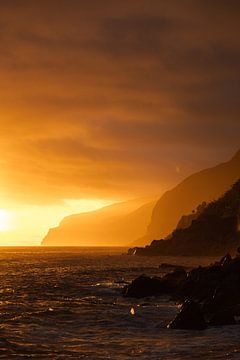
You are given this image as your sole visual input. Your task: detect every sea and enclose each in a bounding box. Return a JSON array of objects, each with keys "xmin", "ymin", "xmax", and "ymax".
[{"xmin": 0, "ymin": 246, "xmax": 239, "ymax": 359}]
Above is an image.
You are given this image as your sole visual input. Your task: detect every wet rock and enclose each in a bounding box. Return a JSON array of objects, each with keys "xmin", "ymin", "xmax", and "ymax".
[
  {"xmin": 219, "ymin": 253, "xmax": 232, "ymax": 267},
  {"xmin": 122, "ymin": 275, "xmax": 164, "ymax": 298},
  {"xmin": 159, "ymin": 263, "xmax": 186, "ymax": 271},
  {"xmin": 168, "ymin": 300, "xmax": 207, "ymax": 330},
  {"xmin": 161, "ymin": 269, "xmax": 187, "ymax": 292},
  {"xmin": 127, "ymin": 247, "xmax": 138, "ymax": 255},
  {"xmin": 123, "ymin": 269, "xmax": 187, "ymax": 298},
  {"xmin": 179, "ymin": 264, "xmax": 223, "ymax": 302},
  {"xmin": 211, "ymin": 272, "xmax": 240, "ymax": 308},
  {"xmin": 208, "ymin": 309, "xmax": 236, "ymax": 326},
  {"xmin": 123, "ymin": 249, "xmax": 240, "ymax": 328},
  {"xmin": 223, "ymin": 256, "xmax": 240, "ymax": 275}
]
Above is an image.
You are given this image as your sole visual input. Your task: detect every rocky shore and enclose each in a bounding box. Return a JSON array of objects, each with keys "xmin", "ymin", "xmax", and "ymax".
[{"xmin": 122, "ymin": 252, "xmax": 240, "ymax": 330}]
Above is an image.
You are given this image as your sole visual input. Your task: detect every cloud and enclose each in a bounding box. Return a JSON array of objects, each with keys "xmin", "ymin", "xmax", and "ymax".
[{"xmin": 0, "ymin": 0, "xmax": 239, "ymax": 204}]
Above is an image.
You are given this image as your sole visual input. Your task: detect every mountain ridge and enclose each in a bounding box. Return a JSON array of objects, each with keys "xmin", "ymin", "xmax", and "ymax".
[
  {"xmin": 134, "ymin": 149, "xmax": 240, "ymax": 245},
  {"xmin": 41, "ymin": 197, "xmax": 157, "ymax": 246},
  {"xmin": 130, "ymin": 179, "xmax": 240, "ymax": 256}
]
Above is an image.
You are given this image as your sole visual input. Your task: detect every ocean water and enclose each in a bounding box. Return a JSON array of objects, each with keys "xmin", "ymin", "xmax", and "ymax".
[{"xmin": 0, "ymin": 247, "xmax": 239, "ymax": 359}]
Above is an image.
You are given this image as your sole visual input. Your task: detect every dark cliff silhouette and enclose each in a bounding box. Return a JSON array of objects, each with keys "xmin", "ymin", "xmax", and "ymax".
[
  {"xmin": 175, "ymin": 202, "xmax": 207, "ymax": 231},
  {"xmin": 42, "ymin": 149, "xmax": 240, "ymax": 248},
  {"xmin": 130, "ymin": 179, "xmax": 240, "ymax": 256},
  {"xmin": 42, "ymin": 198, "xmax": 156, "ymax": 246},
  {"xmin": 132, "ymin": 149, "xmax": 240, "ymax": 246}
]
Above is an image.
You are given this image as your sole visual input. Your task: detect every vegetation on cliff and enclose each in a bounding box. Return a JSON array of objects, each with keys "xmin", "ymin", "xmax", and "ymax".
[
  {"xmin": 129, "ymin": 179, "xmax": 240, "ymax": 256},
  {"xmin": 136, "ymin": 150, "xmax": 240, "ymax": 245}
]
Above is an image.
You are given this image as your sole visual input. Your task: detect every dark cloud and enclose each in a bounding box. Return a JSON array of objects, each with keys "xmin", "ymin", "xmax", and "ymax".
[{"xmin": 0, "ymin": 0, "xmax": 239, "ymax": 204}]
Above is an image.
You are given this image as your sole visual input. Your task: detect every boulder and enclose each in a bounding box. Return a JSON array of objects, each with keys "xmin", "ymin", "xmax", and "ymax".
[
  {"xmin": 168, "ymin": 300, "xmax": 207, "ymax": 330},
  {"xmin": 123, "ymin": 269, "xmax": 187, "ymax": 298},
  {"xmin": 208, "ymin": 309, "xmax": 236, "ymax": 326},
  {"xmin": 159, "ymin": 263, "xmax": 186, "ymax": 271},
  {"xmin": 161, "ymin": 269, "xmax": 187, "ymax": 292},
  {"xmin": 123, "ymin": 251, "xmax": 240, "ymax": 328},
  {"xmin": 122, "ymin": 275, "xmax": 164, "ymax": 298},
  {"xmin": 210, "ymin": 272, "xmax": 240, "ymax": 308},
  {"xmin": 223, "ymin": 256, "xmax": 240, "ymax": 275},
  {"xmin": 179, "ymin": 264, "xmax": 223, "ymax": 302},
  {"xmin": 219, "ymin": 253, "xmax": 232, "ymax": 267}
]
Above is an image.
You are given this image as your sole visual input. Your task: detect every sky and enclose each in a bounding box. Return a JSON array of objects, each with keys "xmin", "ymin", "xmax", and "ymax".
[{"xmin": 0, "ymin": 0, "xmax": 240, "ymax": 245}]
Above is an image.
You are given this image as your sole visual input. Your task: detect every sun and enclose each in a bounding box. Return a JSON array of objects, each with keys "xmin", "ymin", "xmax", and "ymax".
[{"xmin": 0, "ymin": 209, "xmax": 12, "ymax": 232}]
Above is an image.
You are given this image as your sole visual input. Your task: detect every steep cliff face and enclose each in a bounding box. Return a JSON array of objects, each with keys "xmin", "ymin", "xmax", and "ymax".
[
  {"xmin": 41, "ymin": 198, "xmax": 157, "ymax": 246},
  {"xmin": 176, "ymin": 202, "xmax": 207, "ymax": 231},
  {"xmin": 131, "ymin": 179, "xmax": 240, "ymax": 256},
  {"xmin": 139, "ymin": 150, "xmax": 240, "ymax": 245}
]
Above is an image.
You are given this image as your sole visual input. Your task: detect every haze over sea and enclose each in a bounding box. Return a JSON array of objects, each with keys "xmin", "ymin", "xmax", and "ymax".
[{"xmin": 0, "ymin": 246, "xmax": 239, "ymax": 359}]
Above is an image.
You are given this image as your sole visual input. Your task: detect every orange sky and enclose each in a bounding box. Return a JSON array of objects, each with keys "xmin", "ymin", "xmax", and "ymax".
[{"xmin": 0, "ymin": 1, "xmax": 239, "ymax": 244}]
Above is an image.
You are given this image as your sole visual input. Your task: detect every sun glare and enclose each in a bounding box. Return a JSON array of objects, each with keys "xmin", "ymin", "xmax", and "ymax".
[{"xmin": 0, "ymin": 209, "xmax": 12, "ymax": 232}]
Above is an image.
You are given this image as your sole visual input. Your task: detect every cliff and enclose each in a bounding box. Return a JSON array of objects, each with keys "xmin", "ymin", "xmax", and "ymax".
[
  {"xmin": 136, "ymin": 149, "xmax": 240, "ymax": 245},
  {"xmin": 41, "ymin": 198, "xmax": 156, "ymax": 246},
  {"xmin": 176, "ymin": 202, "xmax": 207, "ymax": 231},
  {"xmin": 130, "ymin": 179, "xmax": 240, "ymax": 256}
]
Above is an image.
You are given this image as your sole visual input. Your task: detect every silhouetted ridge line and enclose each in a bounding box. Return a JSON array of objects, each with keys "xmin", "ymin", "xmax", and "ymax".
[
  {"xmin": 41, "ymin": 198, "xmax": 157, "ymax": 246},
  {"xmin": 133, "ymin": 148, "xmax": 240, "ymax": 246},
  {"xmin": 129, "ymin": 179, "xmax": 240, "ymax": 256}
]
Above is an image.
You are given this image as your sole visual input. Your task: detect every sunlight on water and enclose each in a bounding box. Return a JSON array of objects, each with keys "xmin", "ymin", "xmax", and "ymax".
[{"xmin": 0, "ymin": 247, "xmax": 238, "ymax": 359}]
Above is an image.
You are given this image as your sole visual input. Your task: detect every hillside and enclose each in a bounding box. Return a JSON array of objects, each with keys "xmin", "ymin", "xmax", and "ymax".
[
  {"xmin": 135, "ymin": 149, "xmax": 240, "ymax": 245},
  {"xmin": 130, "ymin": 179, "xmax": 240, "ymax": 256},
  {"xmin": 41, "ymin": 198, "xmax": 157, "ymax": 246}
]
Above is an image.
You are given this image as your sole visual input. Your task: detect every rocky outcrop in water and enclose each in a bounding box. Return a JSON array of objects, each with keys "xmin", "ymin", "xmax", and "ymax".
[
  {"xmin": 129, "ymin": 179, "xmax": 240, "ymax": 256},
  {"xmin": 168, "ymin": 300, "xmax": 207, "ymax": 330},
  {"xmin": 123, "ymin": 251, "xmax": 240, "ymax": 329},
  {"xmin": 122, "ymin": 269, "xmax": 187, "ymax": 298}
]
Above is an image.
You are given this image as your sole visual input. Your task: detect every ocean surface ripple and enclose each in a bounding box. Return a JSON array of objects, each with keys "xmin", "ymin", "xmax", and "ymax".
[{"xmin": 0, "ymin": 247, "xmax": 238, "ymax": 359}]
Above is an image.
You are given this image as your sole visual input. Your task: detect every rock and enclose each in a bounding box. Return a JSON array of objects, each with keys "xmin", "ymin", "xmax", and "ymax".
[
  {"xmin": 223, "ymin": 256, "xmax": 240, "ymax": 275},
  {"xmin": 179, "ymin": 264, "xmax": 223, "ymax": 302},
  {"xmin": 211, "ymin": 272, "xmax": 240, "ymax": 308},
  {"xmin": 161, "ymin": 269, "xmax": 187, "ymax": 292},
  {"xmin": 123, "ymin": 251, "xmax": 240, "ymax": 328},
  {"xmin": 159, "ymin": 263, "xmax": 186, "ymax": 271},
  {"xmin": 208, "ymin": 309, "xmax": 236, "ymax": 326},
  {"xmin": 168, "ymin": 300, "xmax": 207, "ymax": 330},
  {"xmin": 123, "ymin": 269, "xmax": 187, "ymax": 299},
  {"xmin": 219, "ymin": 253, "xmax": 232, "ymax": 267},
  {"xmin": 122, "ymin": 275, "xmax": 164, "ymax": 298},
  {"xmin": 127, "ymin": 247, "xmax": 138, "ymax": 255}
]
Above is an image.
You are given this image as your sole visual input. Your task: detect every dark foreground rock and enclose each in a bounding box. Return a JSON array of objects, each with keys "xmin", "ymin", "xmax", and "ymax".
[
  {"xmin": 208, "ymin": 309, "xmax": 236, "ymax": 326},
  {"xmin": 123, "ymin": 252, "xmax": 240, "ymax": 329},
  {"xmin": 123, "ymin": 269, "xmax": 187, "ymax": 298},
  {"xmin": 122, "ymin": 275, "xmax": 163, "ymax": 298},
  {"xmin": 159, "ymin": 263, "xmax": 187, "ymax": 271},
  {"xmin": 168, "ymin": 300, "xmax": 207, "ymax": 330}
]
